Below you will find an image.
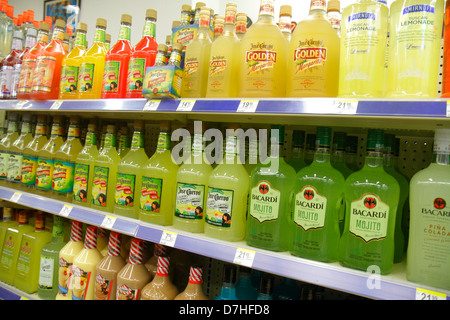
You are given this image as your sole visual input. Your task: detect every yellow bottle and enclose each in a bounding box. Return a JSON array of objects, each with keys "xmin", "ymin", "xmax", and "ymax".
[
  {"xmin": 0, "ymin": 113, "xmax": 19, "ymax": 186},
  {"xmin": 286, "ymin": 0, "xmax": 340, "ymax": 97},
  {"xmin": 181, "ymin": 8, "xmax": 212, "ymax": 98},
  {"xmin": 338, "ymin": 0, "xmax": 388, "ymax": 97},
  {"xmin": 206, "ymin": 3, "xmax": 239, "ymax": 98},
  {"xmin": 77, "ymin": 18, "xmax": 107, "ymax": 99},
  {"xmin": 386, "ymin": 0, "xmax": 444, "ymax": 98},
  {"xmin": 59, "ymin": 22, "xmax": 88, "ymax": 99},
  {"xmin": 237, "ymin": 0, "xmax": 288, "ymax": 97}
]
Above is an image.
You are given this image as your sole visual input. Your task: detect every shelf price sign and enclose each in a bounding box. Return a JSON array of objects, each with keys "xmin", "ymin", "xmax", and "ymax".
[
  {"xmin": 333, "ymin": 99, "xmax": 358, "ymax": 114},
  {"xmin": 50, "ymin": 100, "xmax": 63, "ymax": 110},
  {"xmin": 100, "ymin": 215, "xmax": 117, "ymax": 230},
  {"xmin": 237, "ymin": 100, "xmax": 259, "ymax": 113},
  {"xmin": 10, "ymin": 192, "xmax": 22, "ymax": 203},
  {"xmin": 160, "ymin": 230, "xmax": 178, "ymax": 247},
  {"xmin": 233, "ymin": 247, "xmax": 256, "ymax": 268},
  {"xmin": 143, "ymin": 99, "xmax": 161, "ymax": 111},
  {"xmin": 59, "ymin": 205, "xmax": 73, "ymax": 217},
  {"xmin": 177, "ymin": 100, "xmax": 196, "ymax": 112},
  {"xmin": 415, "ymin": 288, "xmax": 447, "ymax": 300}
]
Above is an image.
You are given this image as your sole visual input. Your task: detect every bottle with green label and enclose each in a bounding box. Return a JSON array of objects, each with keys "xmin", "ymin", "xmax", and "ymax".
[
  {"xmin": 37, "ymin": 215, "xmax": 67, "ymax": 300},
  {"xmin": 19, "ymin": 115, "xmax": 48, "ymax": 192},
  {"xmin": 173, "ymin": 122, "xmax": 213, "ymax": 233},
  {"xmin": 13, "ymin": 212, "xmax": 52, "ymax": 293},
  {"xmin": 52, "ymin": 116, "xmax": 83, "ymax": 202},
  {"xmin": 246, "ymin": 125, "xmax": 296, "ymax": 252},
  {"xmin": 7, "ymin": 113, "xmax": 33, "ymax": 186},
  {"xmin": 73, "ymin": 123, "xmax": 99, "ymax": 206},
  {"xmin": 331, "ymin": 131, "xmax": 354, "ymax": 179},
  {"xmin": 0, "ymin": 113, "xmax": 19, "ymax": 185},
  {"xmin": 0, "ymin": 208, "xmax": 18, "ymax": 252},
  {"xmin": 114, "ymin": 120, "xmax": 148, "ymax": 219},
  {"xmin": 290, "ymin": 127, "xmax": 345, "ymax": 262},
  {"xmin": 204, "ymin": 124, "xmax": 250, "ymax": 242},
  {"xmin": 117, "ymin": 125, "xmax": 130, "ymax": 158},
  {"xmin": 139, "ymin": 120, "xmax": 178, "ymax": 226},
  {"xmin": 339, "ymin": 129, "xmax": 400, "ymax": 275},
  {"xmin": 288, "ymin": 130, "xmax": 307, "ymax": 173},
  {"xmin": 0, "ymin": 210, "xmax": 34, "ymax": 284},
  {"xmin": 90, "ymin": 124, "xmax": 120, "ymax": 213},
  {"xmin": 35, "ymin": 115, "xmax": 65, "ymax": 197}
]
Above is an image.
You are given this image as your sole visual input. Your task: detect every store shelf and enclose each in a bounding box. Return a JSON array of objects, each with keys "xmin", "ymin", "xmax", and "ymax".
[
  {"xmin": 0, "ymin": 281, "xmax": 39, "ymax": 300},
  {"xmin": 0, "ymin": 185, "xmax": 449, "ymax": 301}
]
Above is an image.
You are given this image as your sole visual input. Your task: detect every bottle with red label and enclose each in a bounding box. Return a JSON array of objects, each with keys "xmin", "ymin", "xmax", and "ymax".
[
  {"xmin": 0, "ymin": 29, "xmax": 23, "ymax": 99},
  {"xmin": 30, "ymin": 18, "xmax": 67, "ymax": 100},
  {"xmin": 125, "ymin": 9, "xmax": 158, "ymax": 98},
  {"xmin": 102, "ymin": 14, "xmax": 133, "ymax": 99}
]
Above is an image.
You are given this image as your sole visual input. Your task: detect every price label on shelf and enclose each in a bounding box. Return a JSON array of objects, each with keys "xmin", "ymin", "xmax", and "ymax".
[
  {"xmin": 446, "ymin": 101, "xmax": 450, "ymax": 117},
  {"xmin": 100, "ymin": 215, "xmax": 117, "ymax": 229},
  {"xmin": 59, "ymin": 205, "xmax": 73, "ymax": 217},
  {"xmin": 233, "ymin": 247, "xmax": 256, "ymax": 268},
  {"xmin": 160, "ymin": 230, "xmax": 178, "ymax": 247},
  {"xmin": 237, "ymin": 100, "xmax": 259, "ymax": 113},
  {"xmin": 15, "ymin": 100, "xmax": 27, "ymax": 109},
  {"xmin": 143, "ymin": 99, "xmax": 161, "ymax": 111},
  {"xmin": 177, "ymin": 100, "xmax": 196, "ymax": 112},
  {"xmin": 415, "ymin": 288, "xmax": 447, "ymax": 300},
  {"xmin": 50, "ymin": 100, "xmax": 63, "ymax": 110},
  {"xmin": 10, "ymin": 192, "xmax": 22, "ymax": 203},
  {"xmin": 333, "ymin": 99, "xmax": 358, "ymax": 114}
]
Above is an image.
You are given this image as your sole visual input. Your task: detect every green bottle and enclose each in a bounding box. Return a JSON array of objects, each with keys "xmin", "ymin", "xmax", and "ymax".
[
  {"xmin": 339, "ymin": 129, "xmax": 400, "ymax": 275},
  {"xmin": 383, "ymin": 134, "xmax": 409, "ymax": 263},
  {"xmin": 117, "ymin": 125, "xmax": 131, "ymax": 158},
  {"xmin": 0, "ymin": 113, "xmax": 19, "ymax": 185},
  {"xmin": 331, "ymin": 131, "xmax": 353, "ymax": 179},
  {"xmin": 304, "ymin": 133, "xmax": 316, "ymax": 166},
  {"xmin": 287, "ymin": 130, "xmax": 307, "ymax": 173},
  {"xmin": 246, "ymin": 125, "xmax": 296, "ymax": 252},
  {"xmin": 38, "ymin": 215, "xmax": 67, "ymax": 300},
  {"xmin": 290, "ymin": 127, "xmax": 345, "ymax": 262}
]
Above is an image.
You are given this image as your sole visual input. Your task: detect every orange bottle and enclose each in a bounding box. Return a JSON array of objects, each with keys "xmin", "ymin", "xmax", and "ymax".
[
  {"xmin": 125, "ymin": 9, "xmax": 158, "ymax": 98},
  {"xmin": 30, "ymin": 19, "xmax": 67, "ymax": 100},
  {"xmin": 102, "ymin": 14, "xmax": 133, "ymax": 99}
]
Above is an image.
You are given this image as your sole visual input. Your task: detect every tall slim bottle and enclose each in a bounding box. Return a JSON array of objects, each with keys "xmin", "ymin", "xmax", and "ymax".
[
  {"xmin": 0, "ymin": 29, "xmax": 23, "ymax": 99},
  {"xmin": 406, "ymin": 129, "xmax": 450, "ymax": 291},
  {"xmin": 237, "ymin": 0, "xmax": 287, "ymax": 97},
  {"xmin": 0, "ymin": 112, "xmax": 19, "ymax": 185}
]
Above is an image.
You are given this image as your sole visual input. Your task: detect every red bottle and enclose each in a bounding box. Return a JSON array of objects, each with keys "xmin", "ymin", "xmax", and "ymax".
[
  {"xmin": 102, "ymin": 14, "xmax": 133, "ymax": 99},
  {"xmin": 125, "ymin": 9, "xmax": 158, "ymax": 98},
  {"xmin": 30, "ymin": 19, "xmax": 67, "ymax": 101},
  {"xmin": 0, "ymin": 30, "xmax": 23, "ymax": 99}
]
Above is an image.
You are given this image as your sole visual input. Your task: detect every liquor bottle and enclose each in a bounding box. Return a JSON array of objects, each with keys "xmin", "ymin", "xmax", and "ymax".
[
  {"xmin": 345, "ymin": 135, "xmax": 360, "ymax": 172},
  {"xmin": 304, "ymin": 133, "xmax": 316, "ymax": 165},
  {"xmin": 338, "ymin": 0, "xmax": 388, "ymax": 97},
  {"xmin": 235, "ymin": 266, "xmax": 258, "ymax": 300},
  {"xmin": 238, "ymin": 0, "xmax": 287, "ymax": 97},
  {"xmin": 288, "ymin": 130, "xmax": 307, "ymax": 172},
  {"xmin": 213, "ymin": 16, "xmax": 224, "ymax": 40},
  {"xmin": 0, "ymin": 29, "xmax": 23, "ymax": 99},
  {"xmin": 257, "ymin": 273, "xmax": 274, "ymax": 300},
  {"xmin": 278, "ymin": 5, "xmax": 293, "ymax": 42},
  {"xmin": 153, "ymin": 44, "xmax": 168, "ymax": 66},
  {"xmin": 273, "ymin": 277, "xmax": 302, "ymax": 300},
  {"xmin": 331, "ymin": 131, "xmax": 353, "ymax": 178},
  {"xmin": 140, "ymin": 255, "xmax": 179, "ymax": 300},
  {"xmin": 174, "ymin": 265, "xmax": 209, "ymax": 300},
  {"xmin": 339, "ymin": 129, "xmax": 400, "ymax": 274},
  {"xmin": 246, "ymin": 125, "xmax": 296, "ymax": 252},
  {"xmin": 0, "ymin": 208, "xmax": 18, "ymax": 251},
  {"xmin": 406, "ymin": 128, "xmax": 450, "ymax": 290},
  {"xmin": 117, "ymin": 125, "xmax": 130, "ymax": 158},
  {"xmin": 235, "ymin": 13, "xmax": 247, "ymax": 40},
  {"xmin": 291, "ymin": 127, "xmax": 345, "ymax": 262},
  {"xmin": 0, "ymin": 112, "xmax": 19, "ymax": 185},
  {"xmin": 215, "ymin": 264, "xmax": 238, "ymax": 300},
  {"xmin": 286, "ymin": 0, "xmax": 340, "ymax": 97},
  {"xmin": 327, "ymin": 0, "xmax": 341, "ymax": 36}
]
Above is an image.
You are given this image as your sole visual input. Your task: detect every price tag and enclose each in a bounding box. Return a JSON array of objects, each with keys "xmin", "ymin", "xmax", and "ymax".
[
  {"xmin": 143, "ymin": 99, "xmax": 161, "ymax": 111},
  {"xmin": 10, "ymin": 192, "xmax": 22, "ymax": 203},
  {"xmin": 233, "ymin": 247, "xmax": 256, "ymax": 268},
  {"xmin": 237, "ymin": 100, "xmax": 259, "ymax": 113},
  {"xmin": 415, "ymin": 288, "xmax": 447, "ymax": 300},
  {"xmin": 20, "ymin": 296, "xmax": 29, "ymax": 300},
  {"xmin": 50, "ymin": 100, "xmax": 63, "ymax": 110},
  {"xmin": 160, "ymin": 230, "xmax": 178, "ymax": 247},
  {"xmin": 15, "ymin": 100, "xmax": 27, "ymax": 109},
  {"xmin": 333, "ymin": 99, "xmax": 358, "ymax": 114},
  {"xmin": 100, "ymin": 215, "xmax": 117, "ymax": 229},
  {"xmin": 446, "ymin": 101, "xmax": 450, "ymax": 117},
  {"xmin": 59, "ymin": 205, "xmax": 73, "ymax": 217},
  {"xmin": 177, "ymin": 100, "xmax": 196, "ymax": 112}
]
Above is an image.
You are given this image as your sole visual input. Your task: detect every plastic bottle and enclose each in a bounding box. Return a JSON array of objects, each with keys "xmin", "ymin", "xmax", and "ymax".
[
  {"xmin": 174, "ymin": 265, "xmax": 209, "ymax": 300},
  {"xmin": 0, "ymin": 208, "xmax": 18, "ymax": 251},
  {"xmin": 140, "ymin": 255, "xmax": 179, "ymax": 300},
  {"xmin": 0, "ymin": 2, "xmax": 13, "ymax": 58},
  {"xmin": 215, "ymin": 264, "xmax": 238, "ymax": 300},
  {"xmin": 0, "ymin": 29, "xmax": 23, "ymax": 99},
  {"xmin": 102, "ymin": 14, "xmax": 133, "ymax": 99},
  {"xmin": 30, "ymin": 18, "xmax": 67, "ymax": 100},
  {"xmin": 0, "ymin": 112, "xmax": 19, "ymax": 185},
  {"xmin": 117, "ymin": 125, "xmax": 130, "ymax": 159},
  {"xmin": 125, "ymin": 9, "xmax": 158, "ymax": 98}
]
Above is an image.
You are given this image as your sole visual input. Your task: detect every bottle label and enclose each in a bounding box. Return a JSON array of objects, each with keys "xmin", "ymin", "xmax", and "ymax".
[
  {"xmin": 57, "ymin": 257, "xmax": 71, "ymax": 296},
  {"xmin": 209, "ymin": 57, "xmax": 228, "ymax": 76},
  {"xmin": 131, "ymin": 132, "xmax": 145, "ymax": 148},
  {"xmin": 32, "ymin": 56, "xmax": 56, "ymax": 92},
  {"xmin": 294, "ymin": 42, "xmax": 327, "ymax": 73},
  {"xmin": 157, "ymin": 132, "xmax": 170, "ymax": 151},
  {"xmin": 94, "ymin": 29, "xmax": 106, "ymax": 43},
  {"xmin": 60, "ymin": 65, "xmax": 79, "ymax": 93},
  {"xmin": 310, "ymin": 0, "xmax": 326, "ymax": 11},
  {"xmin": 245, "ymin": 46, "xmax": 277, "ymax": 75},
  {"xmin": 38, "ymin": 255, "xmax": 55, "ymax": 289},
  {"xmin": 73, "ymin": 163, "xmax": 90, "ymax": 203},
  {"xmin": 249, "ymin": 181, "xmax": 280, "ymax": 223},
  {"xmin": 21, "ymin": 155, "xmax": 38, "ymax": 186},
  {"xmin": 103, "ymin": 60, "xmax": 120, "ymax": 93},
  {"xmin": 260, "ymin": 0, "xmax": 275, "ymax": 16},
  {"xmin": 140, "ymin": 176, "xmax": 163, "ymax": 213},
  {"xmin": 184, "ymin": 58, "xmax": 199, "ymax": 76},
  {"xmin": 92, "ymin": 166, "xmax": 109, "ymax": 207},
  {"xmin": 0, "ymin": 152, "xmax": 8, "ymax": 180},
  {"xmin": 349, "ymin": 193, "xmax": 390, "ymax": 242},
  {"xmin": 17, "ymin": 59, "xmax": 36, "ymax": 93},
  {"xmin": 94, "ymin": 273, "xmax": 113, "ymax": 300},
  {"xmin": 117, "ymin": 283, "xmax": 140, "ymax": 300},
  {"xmin": 52, "ymin": 160, "xmax": 76, "ymax": 194},
  {"xmin": 6, "ymin": 153, "xmax": 23, "ymax": 183},
  {"xmin": 127, "ymin": 58, "xmax": 146, "ymax": 92},
  {"xmin": 36, "ymin": 157, "xmax": 54, "ymax": 190},
  {"xmin": 294, "ymin": 186, "xmax": 327, "ymax": 231},
  {"xmin": 205, "ymin": 187, "xmax": 234, "ymax": 228},
  {"xmin": 0, "ymin": 66, "xmax": 13, "ymax": 97},
  {"xmin": 78, "ymin": 63, "xmax": 95, "ymax": 93},
  {"xmin": 16, "ymin": 242, "xmax": 32, "ymax": 278},
  {"xmin": 0, "ymin": 234, "xmax": 16, "ymax": 269},
  {"xmin": 114, "ymin": 173, "xmax": 136, "ymax": 207},
  {"xmin": 143, "ymin": 21, "xmax": 156, "ymax": 37},
  {"xmin": 72, "ymin": 265, "xmax": 92, "ymax": 300},
  {"xmin": 175, "ymin": 183, "xmax": 205, "ymax": 220}
]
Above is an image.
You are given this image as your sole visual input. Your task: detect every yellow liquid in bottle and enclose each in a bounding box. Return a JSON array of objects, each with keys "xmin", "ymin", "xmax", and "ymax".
[
  {"xmin": 0, "ymin": 116, "xmax": 19, "ymax": 186},
  {"xmin": 7, "ymin": 116, "xmax": 33, "ymax": 187},
  {"xmin": 59, "ymin": 37, "xmax": 87, "ymax": 100}
]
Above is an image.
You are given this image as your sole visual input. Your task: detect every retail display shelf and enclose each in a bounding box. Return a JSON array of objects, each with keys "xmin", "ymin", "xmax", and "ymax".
[
  {"xmin": 0, "ymin": 185, "xmax": 449, "ymax": 301},
  {"xmin": 0, "ymin": 281, "xmax": 39, "ymax": 300}
]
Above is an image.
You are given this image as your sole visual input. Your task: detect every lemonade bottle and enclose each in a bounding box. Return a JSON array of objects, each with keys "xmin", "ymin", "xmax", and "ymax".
[
  {"xmin": 20, "ymin": 115, "xmax": 48, "ymax": 192},
  {"xmin": 52, "ymin": 116, "xmax": 83, "ymax": 202},
  {"xmin": 91, "ymin": 125, "xmax": 120, "ymax": 213},
  {"xmin": 139, "ymin": 121, "xmax": 178, "ymax": 226},
  {"xmin": 0, "ymin": 208, "xmax": 18, "ymax": 252},
  {"xmin": 206, "ymin": 3, "xmax": 239, "ymax": 98},
  {"xmin": 338, "ymin": 1, "xmax": 388, "ymax": 98},
  {"xmin": 114, "ymin": 120, "xmax": 148, "ymax": 219},
  {"xmin": 73, "ymin": 123, "xmax": 99, "ymax": 206},
  {"xmin": 204, "ymin": 124, "xmax": 250, "ymax": 242},
  {"xmin": 181, "ymin": 8, "xmax": 212, "ymax": 98},
  {"xmin": 77, "ymin": 18, "xmax": 107, "ymax": 99},
  {"xmin": 58, "ymin": 22, "xmax": 87, "ymax": 99},
  {"xmin": 237, "ymin": 0, "xmax": 288, "ymax": 97},
  {"xmin": 286, "ymin": 0, "xmax": 340, "ymax": 97}
]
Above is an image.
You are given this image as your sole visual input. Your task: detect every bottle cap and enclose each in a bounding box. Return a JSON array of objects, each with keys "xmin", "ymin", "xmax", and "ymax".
[
  {"xmin": 433, "ymin": 128, "xmax": 450, "ymax": 154},
  {"xmin": 121, "ymin": 14, "xmax": 132, "ymax": 25},
  {"xmin": 172, "ymin": 20, "xmax": 181, "ymax": 28},
  {"xmin": 195, "ymin": 2, "xmax": 206, "ymax": 9},
  {"xmin": 146, "ymin": 9, "xmax": 157, "ymax": 20},
  {"xmin": 39, "ymin": 22, "xmax": 49, "ymax": 32},
  {"xmin": 280, "ymin": 5, "xmax": 292, "ymax": 16},
  {"xmin": 76, "ymin": 22, "xmax": 87, "ymax": 32},
  {"xmin": 96, "ymin": 18, "xmax": 107, "ymax": 28},
  {"xmin": 316, "ymin": 127, "xmax": 332, "ymax": 147},
  {"xmin": 222, "ymin": 264, "xmax": 237, "ymax": 284},
  {"xmin": 157, "ymin": 43, "xmax": 168, "ymax": 52},
  {"xmin": 366, "ymin": 129, "xmax": 384, "ymax": 151},
  {"xmin": 327, "ymin": 0, "xmax": 340, "ymax": 11},
  {"xmin": 166, "ymin": 34, "xmax": 171, "ymax": 43},
  {"xmin": 182, "ymin": 4, "xmax": 192, "ymax": 11},
  {"xmin": 332, "ymin": 131, "xmax": 346, "ymax": 150},
  {"xmin": 292, "ymin": 130, "xmax": 305, "ymax": 146},
  {"xmin": 172, "ymin": 42, "xmax": 182, "ymax": 51},
  {"xmin": 54, "ymin": 18, "xmax": 66, "ymax": 30}
]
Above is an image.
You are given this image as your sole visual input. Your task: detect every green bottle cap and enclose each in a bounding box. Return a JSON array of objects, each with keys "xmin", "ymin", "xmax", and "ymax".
[
  {"xmin": 316, "ymin": 127, "xmax": 332, "ymax": 147},
  {"xmin": 384, "ymin": 133, "xmax": 395, "ymax": 154},
  {"xmin": 332, "ymin": 132, "xmax": 346, "ymax": 150},
  {"xmin": 292, "ymin": 130, "xmax": 305, "ymax": 146},
  {"xmin": 367, "ymin": 129, "xmax": 384, "ymax": 151}
]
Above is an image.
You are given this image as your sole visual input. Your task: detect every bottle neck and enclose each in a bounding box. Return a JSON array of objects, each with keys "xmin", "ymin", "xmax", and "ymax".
[
  {"xmin": 74, "ymin": 30, "xmax": 87, "ymax": 48},
  {"xmin": 259, "ymin": 0, "xmax": 275, "ymax": 19},
  {"xmin": 34, "ymin": 214, "xmax": 45, "ymax": 231},
  {"xmin": 6, "ymin": 120, "xmax": 17, "ymax": 134},
  {"xmin": 142, "ymin": 18, "xmax": 156, "ymax": 38},
  {"xmin": 364, "ymin": 150, "xmax": 384, "ymax": 168},
  {"xmin": 181, "ymin": 11, "xmax": 192, "ymax": 26},
  {"xmin": 84, "ymin": 226, "xmax": 98, "ymax": 250},
  {"xmin": 20, "ymin": 120, "xmax": 31, "ymax": 135},
  {"xmin": 279, "ymin": 15, "xmax": 291, "ymax": 34},
  {"xmin": 94, "ymin": 26, "xmax": 106, "ymax": 43},
  {"xmin": 50, "ymin": 122, "xmax": 64, "ymax": 138},
  {"xmin": 118, "ymin": 22, "xmax": 131, "ymax": 41},
  {"xmin": 67, "ymin": 122, "xmax": 80, "ymax": 140},
  {"xmin": 224, "ymin": 135, "xmax": 239, "ymax": 163},
  {"xmin": 433, "ymin": 152, "xmax": 450, "ymax": 165},
  {"xmin": 168, "ymin": 50, "xmax": 182, "ymax": 67},
  {"xmin": 11, "ymin": 37, "xmax": 23, "ymax": 51},
  {"xmin": 310, "ymin": 0, "xmax": 327, "ymax": 13},
  {"xmin": 24, "ymin": 33, "xmax": 37, "ymax": 49},
  {"xmin": 51, "ymin": 27, "xmax": 65, "ymax": 42},
  {"xmin": 70, "ymin": 221, "xmax": 83, "ymax": 243},
  {"xmin": 104, "ymin": 132, "xmax": 116, "ymax": 148},
  {"xmin": 37, "ymin": 30, "xmax": 49, "ymax": 44},
  {"xmin": 157, "ymin": 131, "xmax": 170, "ymax": 151},
  {"xmin": 313, "ymin": 146, "xmax": 331, "ymax": 163},
  {"xmin": 291, "ymin": 145, "xmax": 304, "ymax": 159},
  {"xmin": 84, "ymin": 131, "xmax": 97, "ymax": 147},
  {"xmin": 107, "ymin": 233, "xmax": 121, "ymax": 257},
  {"xmin": 52, "ymin": 216, "xmax": 66, "ymax": 241},
  {"xmin": 130, "ymin": 129, "xmax": 144, "ymax": 150}
]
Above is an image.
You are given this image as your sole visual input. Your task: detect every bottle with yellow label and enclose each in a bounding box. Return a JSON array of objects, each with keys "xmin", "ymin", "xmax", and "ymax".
[
  {"xmin": 237, "ymin": 0, "xmax": 288, "ymax": 97},
  {"xmin": 286, "ymin": 0, "xmax": 340, "ymax": 97}
]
